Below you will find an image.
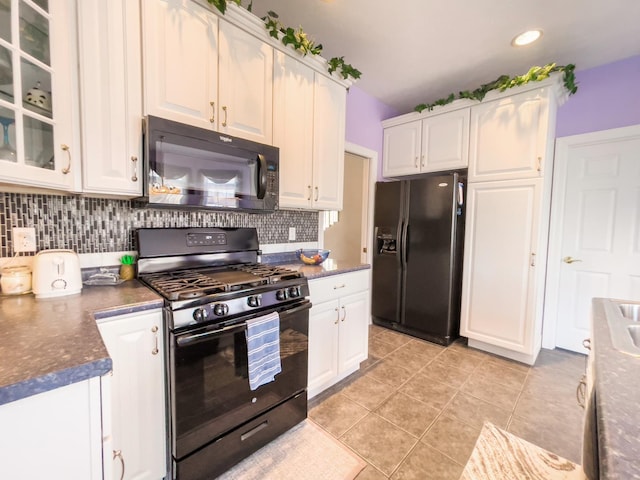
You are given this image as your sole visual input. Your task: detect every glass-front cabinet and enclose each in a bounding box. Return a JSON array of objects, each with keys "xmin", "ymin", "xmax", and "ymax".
[{"xmin": 0, "ymin": 0, "xmax": 80, "ymax": 191}]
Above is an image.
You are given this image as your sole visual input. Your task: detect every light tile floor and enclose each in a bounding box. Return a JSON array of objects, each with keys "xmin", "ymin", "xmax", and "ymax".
[{"xmin": 309, "ymin": 325, "xmax": 586, "ymax": 479}]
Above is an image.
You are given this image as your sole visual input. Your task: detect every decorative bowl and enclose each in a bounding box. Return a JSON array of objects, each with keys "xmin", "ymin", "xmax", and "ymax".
[{"xmin": 296, "ymin": 249, "xmax": 331, "ymax": 265}]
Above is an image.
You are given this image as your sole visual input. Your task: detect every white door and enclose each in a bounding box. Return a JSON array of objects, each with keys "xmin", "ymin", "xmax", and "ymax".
[{"xmin": 545, "ymin": 125, "xmax": 640, "ymax": 352}]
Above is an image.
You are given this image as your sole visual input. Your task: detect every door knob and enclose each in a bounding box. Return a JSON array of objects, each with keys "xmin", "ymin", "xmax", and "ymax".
[{"xmin": 563, "ymin": 256, "xmax": 582, "ymax": 264}]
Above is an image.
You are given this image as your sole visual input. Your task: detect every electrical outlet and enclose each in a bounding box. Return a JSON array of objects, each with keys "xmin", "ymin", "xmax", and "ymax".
[
  {"xmin": 13, "ymin": 227, "xmax": 37, "ymax": 253},
  {"xmin": 288, "ymin": 227, "xmax": 296, "ymax": 241}
]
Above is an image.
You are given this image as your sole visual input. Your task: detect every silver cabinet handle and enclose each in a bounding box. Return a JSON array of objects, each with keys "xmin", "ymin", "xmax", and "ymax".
[
  {"xmin": 583, "ymin": 338, "xmax": 591, "ymax": 350},
  {"xmin": 151, "ymin": 325, "xmax": 159, "ymax": 355},
  {"xmin": 209, "ymin": 101, "xmax": 215, "ymax": 123},
  {"xmin": 576, "ymin": 374, "xmax": 587, "ymax": 409},
  {"xmin": 113, "ymin": 449, "xmax": 125, "ymax": 480},
  {"xmin": 334, "ymin": 307, "xmax": 339, "ymax": 325},
  {"xmin": 414, "ymin": 156, "xmax": 418, "ymax": 168},
  {"xmin": 421, "ymin": 154, "xmax": 425, "ymax": 167},
  {"xmin": 131, "ymin": 156, "xmax": 138, "ymax": 182},
  {"xmin": 314, "ymin": 186, "xmax": 319, "ymax": 202},
  {"xmin": 537, "ymin": 156, "xmax": 542, "ymax": 172},
  {"xmin": 340, "ymin": 305, "xmax": 346, "ymax": 322},
  {"xmin": 307, "ymin": 185, "xmax": 312, "ymax": 201},
  {"xmin": 563, "ymin": 256, "xmax": 582, "ymax": 264},
  {"xmin": 61, "ymin": 144, "xmax": 71, "ymax": 174},
  {"xmin": 333, "ymin": 284, "xmax": 346, "ymax": 290},
  {"xmin": 530, "ymin": 252, "xmax": 536, "ymax": 267},
  {"xmin": 222, "ymin": 105, "xmax": 228, "ymax": 127}
]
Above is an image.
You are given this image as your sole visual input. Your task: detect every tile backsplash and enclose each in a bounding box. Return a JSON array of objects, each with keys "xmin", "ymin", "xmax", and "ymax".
[{"xmin": 0, "ymin": 193, "xmax": 318, "ymax": 257}]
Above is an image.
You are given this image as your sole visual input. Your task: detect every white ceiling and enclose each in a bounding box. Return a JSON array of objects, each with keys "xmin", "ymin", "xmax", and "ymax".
[{"xmin": 250, "ymin": 0, "xmax": 640, "ymax": 114}]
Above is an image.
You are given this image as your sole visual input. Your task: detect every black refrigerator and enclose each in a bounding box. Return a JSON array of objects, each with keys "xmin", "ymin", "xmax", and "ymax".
[{"xmin": 371, "ymin": 172, "xmax": 466, "ymax": 346}]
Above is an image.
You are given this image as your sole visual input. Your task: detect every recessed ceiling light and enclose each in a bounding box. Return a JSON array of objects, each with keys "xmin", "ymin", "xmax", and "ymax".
[{"xmin": 511, "ymin": 29, "xmax": 543, "ymax": 47}]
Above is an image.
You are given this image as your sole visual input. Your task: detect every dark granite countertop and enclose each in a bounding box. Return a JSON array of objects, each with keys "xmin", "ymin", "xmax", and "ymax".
[
  {"xmin": 0, "ymin": 281, "xmax": 163, "ymax": 406},
  {"xmin": 591, "ymin": 298, "xmax": 640, "ymax": 479},
  {"xmin": 261, "ymin": 252, "xmax": 370, "ymax": 279}
]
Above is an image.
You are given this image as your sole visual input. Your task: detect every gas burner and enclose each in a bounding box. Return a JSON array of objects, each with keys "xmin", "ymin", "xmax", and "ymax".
[
  {"xmin": 233, "ymin": 263, "xmax": 303, "ymax": 283},
  {"xmin": 142, "ymin": 270, "xmax": 227, "ymax": 301}
]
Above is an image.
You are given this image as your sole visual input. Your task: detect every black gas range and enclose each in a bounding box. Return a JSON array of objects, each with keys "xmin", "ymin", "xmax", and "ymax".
[{"xmin": 137, "ymin": 227, "xmax": 309, "ymax": 480}]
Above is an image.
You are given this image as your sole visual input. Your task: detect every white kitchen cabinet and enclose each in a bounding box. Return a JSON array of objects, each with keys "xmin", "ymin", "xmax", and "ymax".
[
  {"xmin": 141, "ymin": 0, "xmax": 218, "ymax": 130},
  {"xmin": 468, "ymin": 89, "xmax": 550, "ymax": 182},
  {"xmin": 460, "ymin": 179, "xmax": 544, "ymax": 364},
  {"xmin": 274, "ymin": 52, "xmax": 347, "ymax": 210},
  {"xmin": 0, "ymin": 378, "xmax": 103, "ymax": 480},
  {"xmin": 312, "ymin": 74, "xmax": 346, "ymax": 210},
  {"xmin": 383, "ymin": 108, "xmax": 470, "ymax": 177},
  {"xmin": 218, "ymin": 19, "xmax": 273, "ymax": 144},
  {"xmin": 0, "ymin": 0, "xmax": 81, "ymax": 192},
  {"xmin": 77, "ymin": 0, "xmax": 143, "ymax": 196},
  {"xmin": 97, "ymin": 309, "xmax": 167, "ymax": 480},
  {"xmin": 308, "ymin": 270, "xmax": 370, "ymax": 398},
  {"xmin": 273, "ymin": 50, "xmax": 314, "ymax": 209}
]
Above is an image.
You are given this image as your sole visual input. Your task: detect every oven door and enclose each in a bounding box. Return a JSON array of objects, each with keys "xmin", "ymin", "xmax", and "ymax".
[{"xmin": 170, "ymin": 300, "xmax": 310, "ymax": 460}]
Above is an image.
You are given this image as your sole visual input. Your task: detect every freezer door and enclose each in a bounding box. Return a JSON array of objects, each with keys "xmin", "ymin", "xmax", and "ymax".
[
  {"xmin": 371, "ymin": 181, "xmax": 404, "ymax": 324},
  {"xmin": 402, "ymin": 174, "xmax": 460, "ymax": 341}
]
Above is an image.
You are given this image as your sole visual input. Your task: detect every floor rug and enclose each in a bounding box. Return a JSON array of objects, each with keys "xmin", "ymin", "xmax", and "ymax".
[
  {"xmin": 218, "ymin": 419, "xmax": 366, "ymax": 480},
  {"xmin": 460, "ymin": 422, "xmax": 586, "ymax": 480}
]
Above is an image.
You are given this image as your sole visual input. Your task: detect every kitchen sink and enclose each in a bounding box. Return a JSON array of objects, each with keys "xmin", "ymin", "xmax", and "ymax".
[
  {"xmin": 603, "ymin": 299, "xmax": 640, "ymax": 357},
  {"xmin": 619, "ymin": 303, "xmax": 640, "ymax": 322}
]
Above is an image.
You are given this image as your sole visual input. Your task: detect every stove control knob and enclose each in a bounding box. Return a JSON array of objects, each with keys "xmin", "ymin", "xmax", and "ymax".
[
  {"xmin": 276, "ymin": 289, "xmax": 288, "ymax": 301},
  {"xmin": 247, "ymin": 295, "xmax": 262, "ymax": 308},
  {"xmin": 193, "ymin": 307, "xmax": 209, "ymax": 322},
  {"xmin": 213, "ymin": 303, "xmax": 229, "ymax": 316},
  {"xmin": 288, "ymin": 286, "xmax": 301, "ymax": 298}
]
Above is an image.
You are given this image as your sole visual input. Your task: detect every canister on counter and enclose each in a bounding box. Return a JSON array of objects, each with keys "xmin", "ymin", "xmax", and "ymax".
[{"xmin": 0, "ymin": 266, "xmax": 32, "ymax": 294}]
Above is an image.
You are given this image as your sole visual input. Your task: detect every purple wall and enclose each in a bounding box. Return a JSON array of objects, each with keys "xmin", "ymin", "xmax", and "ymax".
[
  {"xmin": 345, "ymin": 86, "xmax": 398, "ymax": 178},
  {"xmin": 556, "ymin": 55, "xmax": 640, "ymax": 137}
]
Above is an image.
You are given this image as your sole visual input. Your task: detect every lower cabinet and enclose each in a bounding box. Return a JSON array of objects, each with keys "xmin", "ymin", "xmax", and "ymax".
[
  {"xmin": 0, "ymin": 378, "xmax": 104, "ymax": 480},
  {"xmin": 308, "ymin": 270, "xmax": 370, "ymax": 398},
  {"xmin": 97, "ymin": 309, "xmax": 167, "ymax": 480}
]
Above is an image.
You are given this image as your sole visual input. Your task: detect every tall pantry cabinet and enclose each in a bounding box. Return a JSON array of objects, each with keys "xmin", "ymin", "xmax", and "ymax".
[{"xmin": 459, "ymin": 81, "xmax": 563, "ymax": 365}]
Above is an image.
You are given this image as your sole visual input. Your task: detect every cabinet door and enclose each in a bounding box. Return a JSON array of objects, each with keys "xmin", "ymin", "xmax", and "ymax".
[
  {"xmin": 312, "ymin": 74, "xmax": 346, "ymax": 210},
  {"xmin": 307, "ymin": 299, "xmax": 340, "ymax": 398},
  {"xmin": 142, "ymin": 0, "xmax": 218, "ymax": 130},
  {"xmin": 460, "ymin": 179, "xmax": 542, "ymax": 356},
  {"xmin": 468, "ymin": 90, "xmax": 548, "ymax": 182},
  {"xmin": 338, "ymin": 290, "xmax": 369, "ymax": 375},
  {"xmin": 218, "ymin": 20, "xmax": 273, "ymax": 144},
  {"xmin": 0, "ymin": 0, "xmax": 80, "ymax": 191},
  {"xmin": 78, "ymin": 0, "xmax": 142, "ymax": 196},
  {"xmin": 382, "ymin": 120, "xmax": 421, "ymax": 177},
  {"xmin": 421, "ymin": 108, "xmax": 470, "ymax": 173},
  {"xmin": 273, "ymin": 51, "xmax": 314, "ymax": 208},
  {"xmin": 98, "ymin": 310, "xmax": 167, "ymax": 480}
]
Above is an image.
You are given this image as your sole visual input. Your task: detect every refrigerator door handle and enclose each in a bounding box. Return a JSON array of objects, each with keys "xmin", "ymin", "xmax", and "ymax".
[
  {"xmin": 401, "ymin": 223, "xmax": 409, "ymax": 265},
  {"xmin": 458, "ymin": 182, "xmax": 464, "ymax": 206}
]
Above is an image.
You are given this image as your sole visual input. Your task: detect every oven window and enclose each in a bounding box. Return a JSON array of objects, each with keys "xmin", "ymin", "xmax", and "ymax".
[{"xmin": 172, "ymin": 305, "xmax": 309, "ymax": 458}]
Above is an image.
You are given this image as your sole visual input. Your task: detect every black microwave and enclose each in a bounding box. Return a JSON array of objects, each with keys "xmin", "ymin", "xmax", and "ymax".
[{"xmin": 140, "ymin": 116, "xmax": 279, "ymax": 212}]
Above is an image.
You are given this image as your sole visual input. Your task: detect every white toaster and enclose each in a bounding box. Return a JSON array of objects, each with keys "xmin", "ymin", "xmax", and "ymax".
[{"xmin": 32, "ymin": 249, "xmax": 83, "ymax": 298}]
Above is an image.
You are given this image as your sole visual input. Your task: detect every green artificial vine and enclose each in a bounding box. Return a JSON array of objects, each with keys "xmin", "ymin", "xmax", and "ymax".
[
  {"xmin": 415, "ymin": 63, "xmax": 578, "ymax": 113},
  {"xmin": 207, "ymin": 1, "xmax": 360, "ymax": 81}
]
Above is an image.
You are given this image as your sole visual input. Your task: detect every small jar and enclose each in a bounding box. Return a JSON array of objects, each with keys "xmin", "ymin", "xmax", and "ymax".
[{"xmin": 1, "ymin": 266, "xmax": 32, "ymax": 295}]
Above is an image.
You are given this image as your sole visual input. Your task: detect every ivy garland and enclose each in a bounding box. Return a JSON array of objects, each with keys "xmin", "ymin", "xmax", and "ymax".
[
  {"xmin": 207, "ymin": 1, "xmax": 361, "ymax": 81},
  {"xmin": 415, "ymin": 63, "xmax": 578, "ymax": 113}
]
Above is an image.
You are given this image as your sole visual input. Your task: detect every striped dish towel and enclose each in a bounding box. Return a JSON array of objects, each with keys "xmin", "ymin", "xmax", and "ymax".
[{"xmin": 245, "ymin": 311, "xmax": 282, "ymax": 391}]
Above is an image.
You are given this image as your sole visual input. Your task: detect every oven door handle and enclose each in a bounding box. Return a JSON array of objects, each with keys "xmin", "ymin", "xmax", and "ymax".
[{"xmin": 176, "ymin": 322, "xmax": 247, "ymax": 347}]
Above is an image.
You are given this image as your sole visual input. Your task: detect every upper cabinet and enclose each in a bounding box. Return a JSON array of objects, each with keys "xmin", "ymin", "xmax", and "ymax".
[
  {"xmin": 273, "ymin": 51, "xmax": 347, "ymax": 211},
  {"xmin": 142, "ymin": 0, "xmax": 273, "ymax": 145},
  {"xmin": 77, "ymin": 0, "xmax": 143, "ymax": 196},
  {"xmin": 218, "ymin": 19, "xmax": 273, "ymax": 144},
  {"xmin": 468, "ymin": 90, "xmax": 550, "ymax": 182},
  {"xmin": 141, "ymin": 0, "xmax": 219, "ymax": 130},
  {"xmin": 383, "ymin": 108, "xmax": 470, "ymax": 177},
  {"xmin": 0, "ymin": 0, "xmax": 81, "ymax": 191}
]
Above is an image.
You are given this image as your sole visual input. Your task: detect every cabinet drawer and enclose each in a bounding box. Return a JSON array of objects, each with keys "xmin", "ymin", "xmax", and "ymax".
[{"xmin": 309, "ymin": 270, "xmax": 370, "ymax": 305}]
